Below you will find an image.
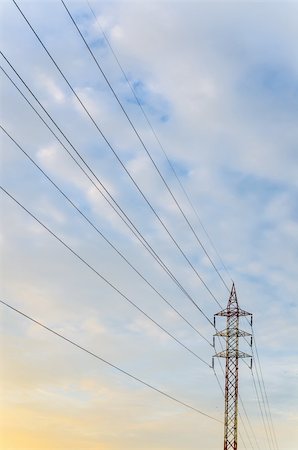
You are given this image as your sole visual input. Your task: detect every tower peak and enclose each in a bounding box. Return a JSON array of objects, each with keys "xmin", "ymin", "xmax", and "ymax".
[{"xmin": 227, "ymin": 282, "xmax": 238, "ymax": 310}]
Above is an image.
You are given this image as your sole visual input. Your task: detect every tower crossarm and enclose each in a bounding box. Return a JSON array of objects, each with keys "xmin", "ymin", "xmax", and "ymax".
[
  {"xmin": 215, "ymin": 329, "xmax": 251, "ymax": 338},
  {"xmin": 215, "ymin": 308, "xmax": 252, "ymax": 317},
  {"xmin": 214, "ymin": 350, "xmax": 251, "ymax": 359}
]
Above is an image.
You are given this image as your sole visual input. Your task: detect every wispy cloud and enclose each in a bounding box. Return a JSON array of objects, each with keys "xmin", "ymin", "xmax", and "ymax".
[{"xmin": 1, "ymin": 0, "xmax": 297, "ymax": 449}]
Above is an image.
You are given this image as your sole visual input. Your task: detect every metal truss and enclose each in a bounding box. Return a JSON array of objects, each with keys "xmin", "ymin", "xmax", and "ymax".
[{"xmin": 213, "ymin": 283, "xmax": 252, "ymax": 450}]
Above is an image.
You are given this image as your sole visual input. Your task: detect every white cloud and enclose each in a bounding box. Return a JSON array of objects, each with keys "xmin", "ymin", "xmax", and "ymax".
[
  {"xmin": 37, "ymin": 72, "xmax": 66, "ymax": 104},
  {"xmin": 1, "ymin": 0, "xmax": 298, "ymax": 448}
]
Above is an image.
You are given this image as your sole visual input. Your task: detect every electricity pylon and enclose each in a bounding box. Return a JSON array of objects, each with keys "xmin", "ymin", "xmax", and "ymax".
[{"xmin": 213, "ymin": 283, "xmax": 252, "ymax": 450}]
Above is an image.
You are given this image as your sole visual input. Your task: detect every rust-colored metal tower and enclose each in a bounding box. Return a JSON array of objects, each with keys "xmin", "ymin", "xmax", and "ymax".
[{"xmin": 213, "ymin": 283, "xmax": 252, "ymax": 450}]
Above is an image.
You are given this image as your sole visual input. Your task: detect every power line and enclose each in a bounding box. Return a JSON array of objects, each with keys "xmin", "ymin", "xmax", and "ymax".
[
  {"xmin": 0, "ymin": 55, "xmax": 214, "ymax": 328},
  {"xmin": 1, "ymin": 123, "xmax": 212, "ymax": 347},
  {"xmin": 251, "ymin": 335, "xmax": 279, "ymax": 450},
  {"xmin": 0, "ymin": 185, "xmax": 211, "ymax": 368},
  {"xmin": 61, "ymin": 0, "xmax": 230, "ymax": 293},
  {"xmin": 12, "ymin": 0, "xmax": 224, "ymax": 310},
  {"xmin": 0, "ymin": 299, "xmax": 221, "ymax": 422},
  {"xmin": 0, "ymin": 58, "xmax": 173, "ymax": 289},
  {"xmin": 252, "ymin": 335, "xmax": 279, "ymax": 450},
  {"xmin": 251, "ymin": 367, "xmax": 273, "ymax": 450},
  {"xmin": 251, "ymin": 364, "xmax": 275, "ymax": 450},
  {"xmin": 239, "ymin": 395, "xmax": 261, "ymax": 450},
  {"xmin": 85, "ymin": 0, "xmax": 232, "ymax": 284},
  {"xmin": 239, "ymin": 414, "xmax": 254, "ymax": 450},
  {"xmin": 1, "ymin": 3, "xmax": 280, "ymax": 447},
  {"xmin": 242, "ymin": 320, "xmax": 277, "ymax": 450}
]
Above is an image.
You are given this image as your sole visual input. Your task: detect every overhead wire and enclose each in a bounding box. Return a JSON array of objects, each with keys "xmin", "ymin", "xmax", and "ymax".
[
  {"xmin": 6, "ymin": 2, "xmax": 278, "ymax": 446},
  {"xmin": 12, "ymin": 0, "xmax": 224, "ymax": 310},
  {"xmin": 245, "ymin": 321, "xmax": 277, "ymax": 450},
  {"xmin": 239, "ymin": 392, "xmax": 261, "ymax": 450},
  {"xmin": 5, "ymin": 0, "xmax": 280, "ymax": 446},
  {"xmin": 85, "ymin": 0, "xmax": 232, "ymax": 285},
  {"xmin": 0, "ymin": 57, "xmax": 172, "ymax": 288},
  {"xmin": 249, "ymin": 321, "xmax": 274, "ymax": 450},
  {"xmin": 239, "ymin": 405, "xmax": 256, "ymax": 450},
  {"xmin": 252, "ymin": 335, "xmax": 279, "ymax": 450},
  {"xmin": 251, "ymin": 334, "xmax": 278, "ymax": 450},
  {"xmin": 0, "ymin": 299, "xmax": 221, "ymax": 422},
  {"xmin": 61, "ymin": 0, "xmax": 230, "ymax": 293},
  {"xmin": 1, "ymin": 123, "xmax": 212, "ymax": 347},
  {"xmin": 0, "ymin": 54, "xmax": 214, "ymax": 327},
  {"xmin": 0, "ymin": 185, "xmax": 211, "ymax": 368},
  {"xmin": 251, "ymin": 366, "xmax": 273, "ymax": 450}
]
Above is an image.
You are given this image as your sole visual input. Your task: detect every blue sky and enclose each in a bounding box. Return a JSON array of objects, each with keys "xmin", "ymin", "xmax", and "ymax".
[{"xmin": 1, "ymin": 1, "xmax": 298, "ymax": 449}]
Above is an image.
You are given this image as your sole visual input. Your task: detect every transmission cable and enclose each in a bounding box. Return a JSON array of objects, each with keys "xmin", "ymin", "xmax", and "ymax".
[
  {"xmin": 85, "ymin": 0, "xmax": 232, "ymax": 284},
  {"xmin": 249, "ymin": 322, "xmax": 277, "ymax": 449},
  {"xmin": 251, "ymin": 366, "xmax": 274, "ymax": 450},
  {"xmin": 239, "ymin": 394, "xmax": 261, "ymax": 450},
  {"xmin": 0, "ymin": 185, "xmax": 211, "ymax": 368},
  {"xmin": 1, "ymin": 124, "xmax": 212, "ymax": 347},
  {"xmin": 0, "ymin": 55, "xmax": 214, "ymax": 327},
  {"xmin": 251, "ymin": 336, "xmax": 278, "ymax": 450},
  {"xmin": 75, "ymin": 2, "xmax": 276, "ymax": 433},
  {"xmin": 252, "ymin": 335, "xmax": 279, "ymax": 450},
  {"xmin": 61, "ymin": 0, "xmax": 230, "ymax": 293},
  {"xmin": 12, "ymin": 0, "xmax": 224, "ymax": 309},
  {"xmin": 0, "ymin": 299, "xmax": 221, "ymax": 422},
  {"xmin": 0, "ymin": 59, "xmax": 174, "ymax": 291}
]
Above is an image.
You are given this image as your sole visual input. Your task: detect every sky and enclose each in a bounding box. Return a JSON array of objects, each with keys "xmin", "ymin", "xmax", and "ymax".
[{"xmin": 0, "ymin": 0, "xmax": 298, "ymax": 449}]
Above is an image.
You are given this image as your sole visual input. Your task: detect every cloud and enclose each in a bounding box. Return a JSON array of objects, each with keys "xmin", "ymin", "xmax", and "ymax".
[
  {"xmin": 1, "ymin": 0, "xmax": 298, "ymax": 449},
  {"xmin": 37, "ymin": 72, "xmax": 66, "ymax": 104}
]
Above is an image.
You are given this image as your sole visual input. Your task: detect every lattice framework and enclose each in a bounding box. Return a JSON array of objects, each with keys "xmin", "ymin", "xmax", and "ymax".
[{"xmin": 214, "ymin": 283, "xmax": 252, "ymax": 450}]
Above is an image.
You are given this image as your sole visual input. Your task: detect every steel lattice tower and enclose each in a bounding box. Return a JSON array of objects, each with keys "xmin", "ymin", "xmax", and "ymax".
[{"xmin": 213, "ymin": 283, "xmax": 252, "ymax": 450}]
